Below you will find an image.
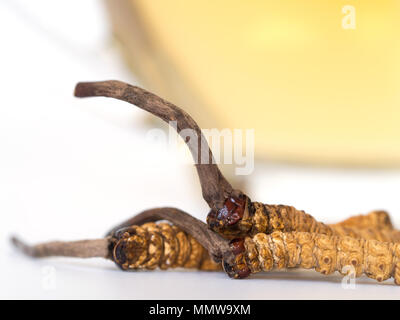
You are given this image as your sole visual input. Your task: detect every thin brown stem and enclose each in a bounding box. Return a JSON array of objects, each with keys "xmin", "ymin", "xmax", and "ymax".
[
  {"xmin": 106, "ymin": 207, "xmax": 234, "ymax": 264},
  {"xmin": 74, "ymin": 80, "xmax": 241, "ymax": 211},
  {"xmin": 11, "ymin": 236, "xmax": 110, "ymax": 259}
]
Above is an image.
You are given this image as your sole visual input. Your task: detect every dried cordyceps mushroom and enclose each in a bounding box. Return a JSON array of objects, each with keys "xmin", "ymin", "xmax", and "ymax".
[
  {"xmin": 10, "ymin": 80, "xmax": 400, "ymax": 286},
  {"xmin": 11, "ymin": 208, "xmax": 223, "ymax": 272},
  {"xmin": 74, "ymin": 80, "xmax": 400, "ymax": 242},
  {"xmin": 11, "ymin": 208, "xmax": 400, "ymax": 284}
]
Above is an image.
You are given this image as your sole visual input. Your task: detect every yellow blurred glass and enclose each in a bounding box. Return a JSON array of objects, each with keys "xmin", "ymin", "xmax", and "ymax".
[{"xmin": 106, "ymin": 0, "xmax": 400, "ymax": 166}]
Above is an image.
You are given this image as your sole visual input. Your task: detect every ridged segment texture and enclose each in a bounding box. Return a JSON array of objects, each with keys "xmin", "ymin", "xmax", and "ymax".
[
  {"xmin": 331, "ymin": 211, "xmax": 393, "ymax": 230},
  {"xmin": 247, "ymin": 203, "xmax": 400, "ymax": 243},
  {"xmin": 112, "ymin": 222, "xmax": 221, "ymax": 271},
  {"xmin": 241, "ymin": 231, "xmax": 400, "ymax": 284}
]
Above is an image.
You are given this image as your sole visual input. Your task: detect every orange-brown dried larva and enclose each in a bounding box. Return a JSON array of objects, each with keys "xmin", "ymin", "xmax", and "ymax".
[
  {"xmin": 109, "ymin": 221, "xmax": 219, "ymax": 272},
  {"xmin": 237, "ymin": 231, "xmax": 400, "ymax": 284},
  {"xmin": 212, "ymin": 196, "xmax": 400, "ymax": 243}
]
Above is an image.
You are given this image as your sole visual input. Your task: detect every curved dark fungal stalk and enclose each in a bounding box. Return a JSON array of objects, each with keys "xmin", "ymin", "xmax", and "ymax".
[
  {"xmin": 74, "ymin": 80, "xmax": 248, "ymax": 237},
  {"xmin": 74, "ymin": 80, "xmax": 241, "ymax": 212}
]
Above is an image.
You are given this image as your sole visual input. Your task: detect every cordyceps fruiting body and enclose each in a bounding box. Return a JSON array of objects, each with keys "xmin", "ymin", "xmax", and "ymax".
[
  {"xmin": 119, "ymin": 210, "xmax": 400, "ymax": 285},
  {"xmin": 73, "ymin": 80, "xmax": 400, "ymax": 244},
  {"xmin": 10, "ymin": 80, "xmax": 400, "ymax": 286},
  {"xmin": 11, "ymin": 207, "xmax": 400, "ymax": 285}
]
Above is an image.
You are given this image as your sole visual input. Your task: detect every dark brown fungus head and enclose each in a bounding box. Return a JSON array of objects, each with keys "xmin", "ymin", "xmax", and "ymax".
[
  {"xmin": 207, "ymin": 195, "xmax": 253, "ymax": 239},
  {"xmin": 222, "ymin": 238, "xmax": 251, "ymax": 279}
]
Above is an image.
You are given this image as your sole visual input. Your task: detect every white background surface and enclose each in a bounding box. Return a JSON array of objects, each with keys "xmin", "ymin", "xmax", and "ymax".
[{"xmin": 1, "ymin": 0, "xmax": 400, "ymax": 299}]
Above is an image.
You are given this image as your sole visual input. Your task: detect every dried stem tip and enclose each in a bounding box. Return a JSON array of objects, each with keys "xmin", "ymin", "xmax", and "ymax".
[
  {"xmin": 74, "ymin": 80, "xmax": 240, "ymax": 211},
  {"xmin": 11, "ymin": 236, "xmax": 110, "ymax": 259}
]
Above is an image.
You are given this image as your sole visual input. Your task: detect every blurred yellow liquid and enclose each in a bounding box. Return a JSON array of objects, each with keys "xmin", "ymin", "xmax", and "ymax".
[{"xmin": 106, "ymin": 0, "xmax": 400, "ymax": 166}]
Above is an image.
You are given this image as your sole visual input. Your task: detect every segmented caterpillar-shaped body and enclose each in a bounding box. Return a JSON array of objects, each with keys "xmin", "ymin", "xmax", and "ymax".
[
  {"xmin": 331, "ymin": 210, "xmax": 393, "ymax": 230},
  {"xmin": 227, "ymin": 231, "xmax": 400, "ymax": 285},
  {"xmin": 253, "ymin": 203, "xmax": 400, "ymax": 242},
  {"xmin": 111, "ymin": 222, "xmax": 221, "ymax": 271},
  {"xmin": 208, "ymin": 196, "xmax": 400, "ymax": 243}
]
